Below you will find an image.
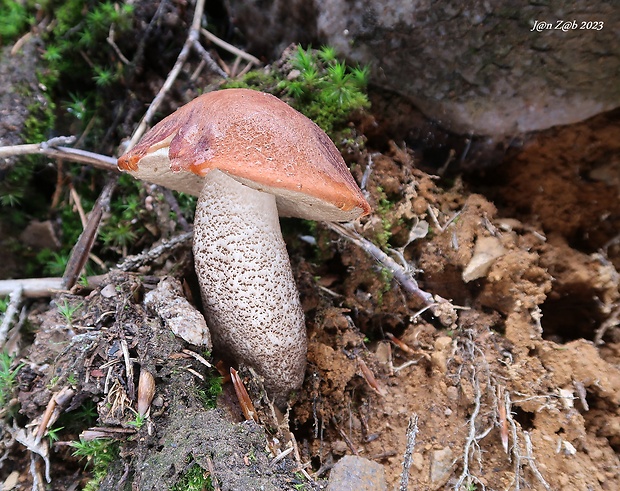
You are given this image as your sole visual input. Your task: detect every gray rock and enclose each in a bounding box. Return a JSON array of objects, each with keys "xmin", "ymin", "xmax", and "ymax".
[
  {"xmin": 229, "ymin": 0, "xmax": 620, "ymax": 136},
  {"xmin": 327, "ymin": 455, "xmax": 387, "ymax": 491},
  {"xmin": 430, "ymin": 447, "xmax": 454, "ymax": 488}
]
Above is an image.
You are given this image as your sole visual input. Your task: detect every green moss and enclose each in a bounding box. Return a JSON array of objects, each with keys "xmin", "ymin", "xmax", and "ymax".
[
  {"xmin": 194, "ymin": 374, "xmax": 223, "ymax": 409},
  {"xmin": 0, "ymin": 351, "xmax": 24, "ymax": 411},
  {"xmin": 171, "ymin": 464, "xmax": 214, "ymax": 491},
  {"xmin": 71, "ymin": 438, "xmax": 119, "ymax": 491},
  {"xmin": 223, "ymin": 45, "xmax": 370, "ymax": 139},
  {"xmin": 0, "ymin": 0, "xmax": 31, "ymax": 42},
  {"xmin": 373, "ymin": 186, "xmax": 396, "ymax": 250}
]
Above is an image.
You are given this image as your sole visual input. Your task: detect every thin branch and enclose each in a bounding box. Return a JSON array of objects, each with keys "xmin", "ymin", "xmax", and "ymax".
[
  {"xmin": 399, "ymin": 413, "xmax": 419, "ymax": 491},
  {"xmin": 201, "ymin": 28, "xmax": 261, "ymax": 65},
  {"xmin": 523, "ymin": 432, "xmax": 551, "ymax": 491},
  {"xmin": 454, "ymin": 365, "xmax": 483, "ymax": 491},
  {"xmin": 0, "ymin": 137, "xmax": 118, "ymax": 172},
  {"xmin": 0, "ymin": 286, "xmax": 23, "ymax": 349},
  {"xmin": 107, "ymin": 23, "xmax": 130, "ymax": 65},
  {"xmin": 0, "ymin": 231, "xmax": 193, "ymax": 299},
  {"xmin": 62, "ymin": 178, "xmax": 118, "ymax": 289},
  {"xmin": 127, "ymin": 0, "xmax": 226, "ymax": 150},
  {"xmin": 0, "ymin": 278, "xmax": 65, "ymax": 298},
  {"xmin": 191, "ymin": 38, "xmax": 231, "ymax": 78},
  {"xmin": 117, "ymin": 231, "xmax": 193, "ymax": 271},
  {"xmin": 326, "ymin": 222, "xmax": 434, "ymax": 306}
]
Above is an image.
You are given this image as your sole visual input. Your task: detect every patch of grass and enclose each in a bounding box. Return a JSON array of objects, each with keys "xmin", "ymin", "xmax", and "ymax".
[
  {"xmin": 76, "ymin": 400, "xmax": 99, "ymax": 425},
  {"xmin": 171, "ymin": 463, "xmax": 214, "ymax": 491},
  {"xmin": 67, "ymin": 372, "xmax": 78, "ymax": 386},
  {"xmin": 127, "ymin": 409, "xmax": 146, "ymax": 429},
  {"xmin": 57, "ymin": 299, "xmax": 83, "ymax": 325},
  {"xmin": 47, "ymin": 425, "xmax": 64, "ymax": 445},
  {"xmin": 0, "ymin": 352, "xmax": 24, "ymax": 413},
  {"xmin": 1, "ymin": 1, "xmax": 142, "ymax": 277},
  {"xmin": 46, "ymin": 375, "xmax": 61, "ymax": 390},
  {"xmin": 70, "ymin": 438, "xmax": 118, "ymax": 491}
]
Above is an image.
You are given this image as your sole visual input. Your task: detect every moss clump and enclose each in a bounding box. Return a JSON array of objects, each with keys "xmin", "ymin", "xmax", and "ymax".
[
  {"xmin": 171, "ymin": 464, "xmax": 214, "ymax": 491},
  {"xmin": 224, "ymin": 45, "xmax": 370, "ymax": 138},
  {"xmin": 70, "ymin": 438, "xmax": 119, "ymax": 491},
  {"xmin": 0, "ymin": 1, "xmax": 31, "ymax": 42}
]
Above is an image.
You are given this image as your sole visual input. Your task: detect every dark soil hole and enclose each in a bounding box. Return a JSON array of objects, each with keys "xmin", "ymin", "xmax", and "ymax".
[
  {"xmin": 512, "ymin": 406, "xmax": 535, "ymax": 432},
  {"xmin": 582, "ymin": 393, "xmax": 620, "ymax": 453},
  {"xmin": 540, "ymin": 291, "xmax": 604, "ymax": 343}
]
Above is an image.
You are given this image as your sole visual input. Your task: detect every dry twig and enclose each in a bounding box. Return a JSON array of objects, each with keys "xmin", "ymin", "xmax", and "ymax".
[
  {"xmin": 0, "ymin": 137, "xmax": 118, "ymax": 172},
  {"xmin": 327, "ymin": 222, "xmax": 435, "ymax": 306},
  {"xmin": 127, "ymin": 0, "xmax": 226, "ymax": 149},
  {"xmin": 0, "ymin": 286, "xmax": 23, "ymax": 349},
  {"xmin": 230, "ymin": 368, "xmax": 258, "ymax": 422},
  {"xmin": 62, "ymin": 177, "xmax": 118, "ymax": 289},
  {"xmin": 117, "ymin": 231, "xmax": 193, "ymax": 271},
  {"xmin": 399, "ymin": 413, "xmax": 419, "ymax": 491},
  {"xmin": 523, "ymin": 432, "xmax": 551, "ymax": 491},
  {"xmin": 201, "ymin": 28, "xmax": 261, "ymax": 65}
]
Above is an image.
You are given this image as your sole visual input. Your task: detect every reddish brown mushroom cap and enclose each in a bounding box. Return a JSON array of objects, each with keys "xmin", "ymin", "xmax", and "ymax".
[{"xmin": 118, "ymin": 88, "xmax": 370, "ymax": 221}]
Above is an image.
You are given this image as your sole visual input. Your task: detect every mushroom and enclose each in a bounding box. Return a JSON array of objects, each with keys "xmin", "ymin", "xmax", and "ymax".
[{"xmin": 118, "ymin": 88, "xmax": 370, "ymax": 403}]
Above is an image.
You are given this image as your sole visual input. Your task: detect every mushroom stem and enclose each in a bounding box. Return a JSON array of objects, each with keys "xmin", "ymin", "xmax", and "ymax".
[{"xmin": 193, "ymin": 170, "xmax": 307, "ymax": 402}]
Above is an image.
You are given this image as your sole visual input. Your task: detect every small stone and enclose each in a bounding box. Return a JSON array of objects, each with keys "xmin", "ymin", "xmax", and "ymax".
[
  {"xmin": 446, "ymin": 386, "xmax": 459, "ymax": 401},
  {"xmin": 331, "ymin": 440, "xmax": 348, "ymax": 455},
  {"xmin": 100, "ymin": 284, "xmax": 117, "ymax": 298},
  {"xmin": 145, "ymin": 276, "xmax": 211, "ymax": 347},
  {"xmin": 430, "ymin": 447, "xmax": 454, "ymax": 488},
  {"xmin": 412, "ymin": 452, "xmax": 424, "ymax": 472},
  {"xmin": 462, "ymin": 236, "xmax": 506, "ymax": 282},
  {"xmin": 327, "ymin": 455, "xmax": 387, "ymax": 491}
]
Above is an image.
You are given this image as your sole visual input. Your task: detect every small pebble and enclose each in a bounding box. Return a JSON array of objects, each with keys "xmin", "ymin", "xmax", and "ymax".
[{"xmin": 327, "ymin": 455, "xmax": 387, "ymax": 491}]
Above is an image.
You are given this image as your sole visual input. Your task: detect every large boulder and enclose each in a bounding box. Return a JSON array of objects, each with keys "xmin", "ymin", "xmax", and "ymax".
[{"xmin": 229, "ymin": 0, "xmax": 620, "ymax": 136}]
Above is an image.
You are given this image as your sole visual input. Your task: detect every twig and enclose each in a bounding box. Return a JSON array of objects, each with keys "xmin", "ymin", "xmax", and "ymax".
[
  {"xmin": 0, "ymin": 286, "xmax": 23, "ymax": 348},
  {"xmin": 523, "ymin": 432, "xmax": 551, "ymax": 491},
  {"xmin": 270, "ymin": 446, "xmax": 294, "ymax": 465},
  {"xmin": 69, "ymin": 184, "xmax": 88, "ymax": 228},
  {"xmin": 504, "ymin": 391, "xmax": 523, "ymax": 490},
  {"xmin": 230, "ymin": 367, "xmax": 258, "ymax": 422},
  {"xmin": 107, "ymin": 23, "xmax": 130, "ymax": 65},
  {"xmin": 201, "ymin": 28, "xmax": 261, "ymax": 65},
  {"xmin": 331, "ymin": 417, "xmax": 358, "ymax": 456},
  {"xmin": 117, "ymin": 231, "xmax": 193, "ymax": 271},
  {"xmin": 120, "ymin": 338, "xmax": 135, "ymax": 401},
  {"xmin": 161, "ymin": 188, "xmax": 191, "ymax": 231},
  {"xmin": 357, "ymin": 356, "xmax": 386, "ymax": 396},
  {"xmin": 399, "ymin": 413, "xmax": 419, "ymax": 491},
  {"xmin": 62, "ymin": 178, "xmax": 118, "ymax": 289},
  {"xmin": 30, "ymin": 453, "xmax": 44, "ymax": 490},
  {"xmin": 127, "ymin": 0, "xmax": 226, "ymax": 150},
  {"xmin": 360, "ymin": 153, "xmax": 375, "ymax": 192},
  {"xmin": 0, "ymin": 276, "xmax": 109, "ymax": 298},
  {"xmin": 326, "ymin": 222, "xmax": 434, "ymax": 306},
  {"xmin": 426, "ymin": 204, "xmax": 461, "ymax": 233},
  {"xmin": 0, "ymin": 137, "xmax": 118, "ymax": 172},
  {"xmin": 497, "ymin": 385, "xmax": 509, "ymax": 454},
  {"xmin": 182, "ymin": 348, "xmax": 212, "ymax": 368},
  {"xmin": 191, "ymin": 38, "xmax": 232, "ymax": 78},
  {"xmin": 205, "ymin": 455, "xmax": 220, "ymax": 491},
  {"xmin": 454, "ymin": 365, "xmax": 483, "ymax": 491}
]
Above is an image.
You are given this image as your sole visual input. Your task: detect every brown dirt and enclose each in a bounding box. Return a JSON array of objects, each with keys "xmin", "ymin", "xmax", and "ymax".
[{"xmin": 288, "ymin": 110, "xmax": 620, "ymax": 490}]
